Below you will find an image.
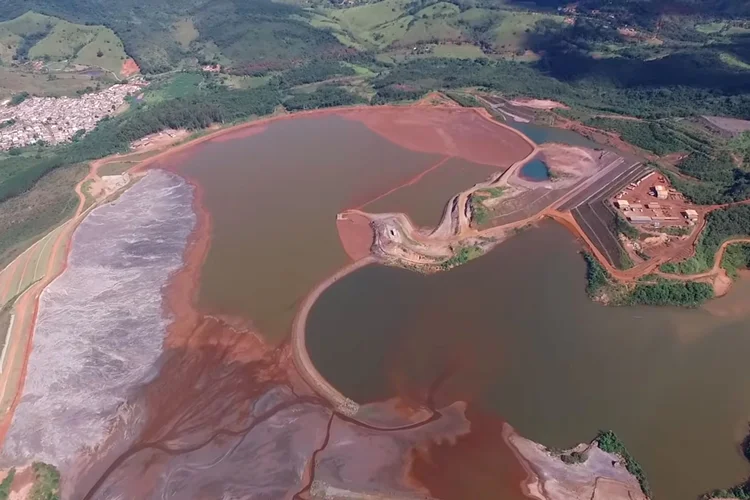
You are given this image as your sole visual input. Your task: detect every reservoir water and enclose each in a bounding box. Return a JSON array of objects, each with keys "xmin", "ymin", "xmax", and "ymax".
[
  {"xmin": 172, "ymin": 113, "xmax": 526, "ymax": 340},
  {"xmin": 306, "ymin": 222, "xmax": 750, "ymax": 499},
  {"xmin": 520, "ymin": 158, "xmax": 550, "ymax": 181}
]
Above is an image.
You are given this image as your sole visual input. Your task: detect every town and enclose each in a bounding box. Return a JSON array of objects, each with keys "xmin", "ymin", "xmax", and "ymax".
[{"xmin": 0, "ymin": 82, "xmax": 144, "ymax": 151}]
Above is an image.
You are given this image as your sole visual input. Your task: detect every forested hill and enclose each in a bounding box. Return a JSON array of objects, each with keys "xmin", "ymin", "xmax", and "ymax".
[
  {"xmin": 506, "ymin": 0, "xmax": 750, "ymax": 19},
  {"xmin": 0, "ymin": 0, "xmax": 350, "ymax": 73}
]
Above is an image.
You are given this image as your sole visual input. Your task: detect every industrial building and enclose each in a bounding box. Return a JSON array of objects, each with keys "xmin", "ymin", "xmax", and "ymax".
[{"xmin": 653, "ymin": 185, "xmax": 669, "ymax": 199}]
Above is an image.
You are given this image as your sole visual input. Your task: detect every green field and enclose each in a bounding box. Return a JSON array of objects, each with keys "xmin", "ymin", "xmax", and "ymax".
[{"xmin": 143, "ymin": 72, "xmax": 205, "ymax": 102}]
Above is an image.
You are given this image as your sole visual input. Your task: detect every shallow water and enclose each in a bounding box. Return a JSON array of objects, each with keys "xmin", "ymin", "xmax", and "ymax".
[
  {"xmin": 520, "ymin": 158, "xmax": 550, "ymax": 181},
  {"xmin": 307, "ymin": 222, "xmax": 750, "ymax": 499},
  {"xmin": 1, "ymin": 171, "xmax": 195, "ymax": 467}
]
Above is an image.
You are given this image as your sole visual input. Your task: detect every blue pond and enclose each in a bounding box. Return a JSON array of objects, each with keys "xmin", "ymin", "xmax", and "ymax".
[{"xmin": 520, "ymin": 158, "xmax": 550, "ymax": 181}]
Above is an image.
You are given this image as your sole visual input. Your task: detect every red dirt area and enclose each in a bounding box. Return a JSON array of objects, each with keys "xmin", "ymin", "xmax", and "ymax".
[
  {"xmin": 336, "ymin": 213, "xmax": 375, "ymax": 262},
  {"xmin": 210, "ymin": 124, "xmax": 269, "ymax": 144},
  {"xmin": 120, "ymin": 58, "xmax": 140, "ymax": 78},
  {"xmin": 337, "ymin": 107, "xmax": 534, "ymax": 168},
  {"xmin": 408, "ymin": 408, "xmax": 528, "ymax": 500}
]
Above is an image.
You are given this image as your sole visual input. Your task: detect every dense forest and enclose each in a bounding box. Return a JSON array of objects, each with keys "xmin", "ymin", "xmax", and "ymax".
[
  {"xmin": 660, "ymin": 205, "xmax": 750, "ymax": 274},
  {"xmin": 585, "ymin": 118, "xmax": 714, "ymax": 156},
  {"xmin": 372, "ymin": 58, "xmax": 750, "ymax": 119},
  {"xmin": 668, "ymin": 152, "xmax": 750, "ymax": 205},
  {"xmin": 624, "ymin": 280, "xmax": 714, "ymax": 307}
]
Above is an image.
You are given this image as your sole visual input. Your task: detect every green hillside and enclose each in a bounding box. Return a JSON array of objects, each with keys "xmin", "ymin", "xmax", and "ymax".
[{"xmin": 0, "ymin": 12, "xmax": 129, "ymax": 74}]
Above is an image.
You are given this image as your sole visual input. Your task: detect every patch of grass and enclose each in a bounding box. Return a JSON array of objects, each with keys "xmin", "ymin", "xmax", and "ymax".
[
  {"xmin": 29, "ymin": 462, "xmax": 59, "ymax": 500},
  {"xmin": 431, "ymin": 43, "xmax": 485, "ymax": 59},
  {"xmin": 469, "ymin": 187, "xmax": 505, "ymax": 225},
  {"xmin": 0, "ymin": 163, "xmax": 87, "ymax": 270},
  {"xmin": 27, "ymin": 19, "xmax": 93, "ymax": 60},
  {"xmin": 446, "ymin": 91, "xmax": 480, "ymax": 107},
  {"xmin": 80, "ymin": 178, "xmax": 95, "ymax": 210},
  {"xmin": 327, "ymin": 0, "xmax": 408, "ymax": 36},
  {"xmin": 492, "ymin": 11, "xmax": 564, "ymax": 54},
  {"xmin": 595, "ymin": 431, "xmax": 651, "ymax": 498},
  {"xmin": 0, "ymin": 12, "xmax": 128, "ymax": 74},
  {"xmin": 720, "ymin": 52, "xmax": 750, "ymax": 70},
  {"xmin": 144, "ymin": 72, "xmax": 204, "ymax": 103},
  {"xmin": 0, "ymin": 468, "xmax": 15, "ymax": 500},
  {"xmin": 98, "ymin": 161, "xmax": 134, "ymax": 176},
  {"xmin": 441, "ymin": 244, "xmax": 483, "ymax": 270},
  {"xmin": 71, "ymin": 26, "xmax": 128, "ymax": 74},
  {"xmin": 0, "ymin": 12, "xmax": 53, "ymax": 63},
  {"xmin": 0, "ymin": 66, "xmax": 103, "ymax": 101},
  {"xmin": 172, "ymin": 18, "xmax": 199, "ymax": 49},
  {"xmin": 342, "ymin": 62, "xmax": 376, "ymax": 77},
  {"xmin": 695, "ymin": 21, "xmax": 727, "ymax": 34}
]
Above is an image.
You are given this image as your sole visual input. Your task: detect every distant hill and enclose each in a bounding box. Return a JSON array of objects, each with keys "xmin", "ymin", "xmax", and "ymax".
[
  {"xmin": 0, "ymin": 12, "xmax": 130, "ymax": 75},
  {"xmin": 0, "ymin": 0, "xmax": 352, "ymax": 74}
]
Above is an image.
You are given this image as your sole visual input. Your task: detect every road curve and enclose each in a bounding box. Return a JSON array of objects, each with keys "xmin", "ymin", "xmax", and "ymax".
[{"xmin": 290, "ymin": 256, "xmax": 377, "ymax": 417}]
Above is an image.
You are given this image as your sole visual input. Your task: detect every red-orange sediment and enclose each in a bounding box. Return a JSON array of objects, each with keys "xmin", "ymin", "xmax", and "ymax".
[
  {"xmin": 119, "ymin": 58, "xmax": 140, "ymax": 78},
  {"xmin": 337, "ymin": 106, "xmax": 535, "ymax": 168},
  {"xmin": 409, "ymin": 408, "xmax": 529, "ymax": 500},
  {"xmin": 336, "ymin": 213, "xmax": 375, "ymax": 262}
]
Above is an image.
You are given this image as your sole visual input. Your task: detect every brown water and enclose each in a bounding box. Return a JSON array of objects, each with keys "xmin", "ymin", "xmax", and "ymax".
[
  {"xmin": 170, "ymin": 113, "xmax": 750, "ymax": 499},
  {"xmin": 174, "ymin": 115, "xmax": 457, "ymax": 340},
  {"xmin": 306, "ymin": 222, "xmax": 750, "ymax": 499},
  {"xmin": 361, "ymin": 157, "xmax": 499, "ymax": 228}
]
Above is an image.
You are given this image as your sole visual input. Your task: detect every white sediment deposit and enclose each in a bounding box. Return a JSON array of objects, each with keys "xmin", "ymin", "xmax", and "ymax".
[{"xmin": 1, "ymin": 170, "xmax": 195, "ymax": 467}]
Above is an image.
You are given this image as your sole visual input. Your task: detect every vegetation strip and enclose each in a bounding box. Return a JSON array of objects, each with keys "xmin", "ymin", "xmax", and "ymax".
[{"xmin": 595, "ymin": 430, "xmax": 651, "ymax": 498}]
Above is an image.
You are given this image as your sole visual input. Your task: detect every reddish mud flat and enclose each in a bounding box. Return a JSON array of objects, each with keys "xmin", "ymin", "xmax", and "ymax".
[
  {"xmin": 337, "ymin": 106, "xmax": 535, "ymax": 168},
  {"xmin": 336, "ymin": 213, "xmax": 375, "ymax": 262}
]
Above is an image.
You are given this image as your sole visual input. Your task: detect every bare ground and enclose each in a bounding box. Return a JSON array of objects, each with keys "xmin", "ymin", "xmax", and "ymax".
[{"xmin": 504, "ymin": 425, "xmax": 647, "ymax": 500}]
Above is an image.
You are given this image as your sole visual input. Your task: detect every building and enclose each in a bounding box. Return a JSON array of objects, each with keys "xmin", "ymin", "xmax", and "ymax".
[
  {"xmin": 614, "ymin": 199, "xmax": 629, "ymax": 209},
  {"xmin": 653, "ymin": 185, "xmax": 668, "ymax": 199},
  {"xmin": 646, "ymin": 202, "xmax": 660, "ymax": 209},
  {"xmin": 683, "ymin": 209, "xmax": 699, "ymax": 221},
  {"xmin": 626, "ymin": 214, "xmax": 653, "ymax": 224}
]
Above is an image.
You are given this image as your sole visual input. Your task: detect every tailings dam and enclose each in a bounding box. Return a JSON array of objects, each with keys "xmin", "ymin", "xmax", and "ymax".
[{"xmin": 3, "ymin": 105, "xmax": 750, "ymax": 499}]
